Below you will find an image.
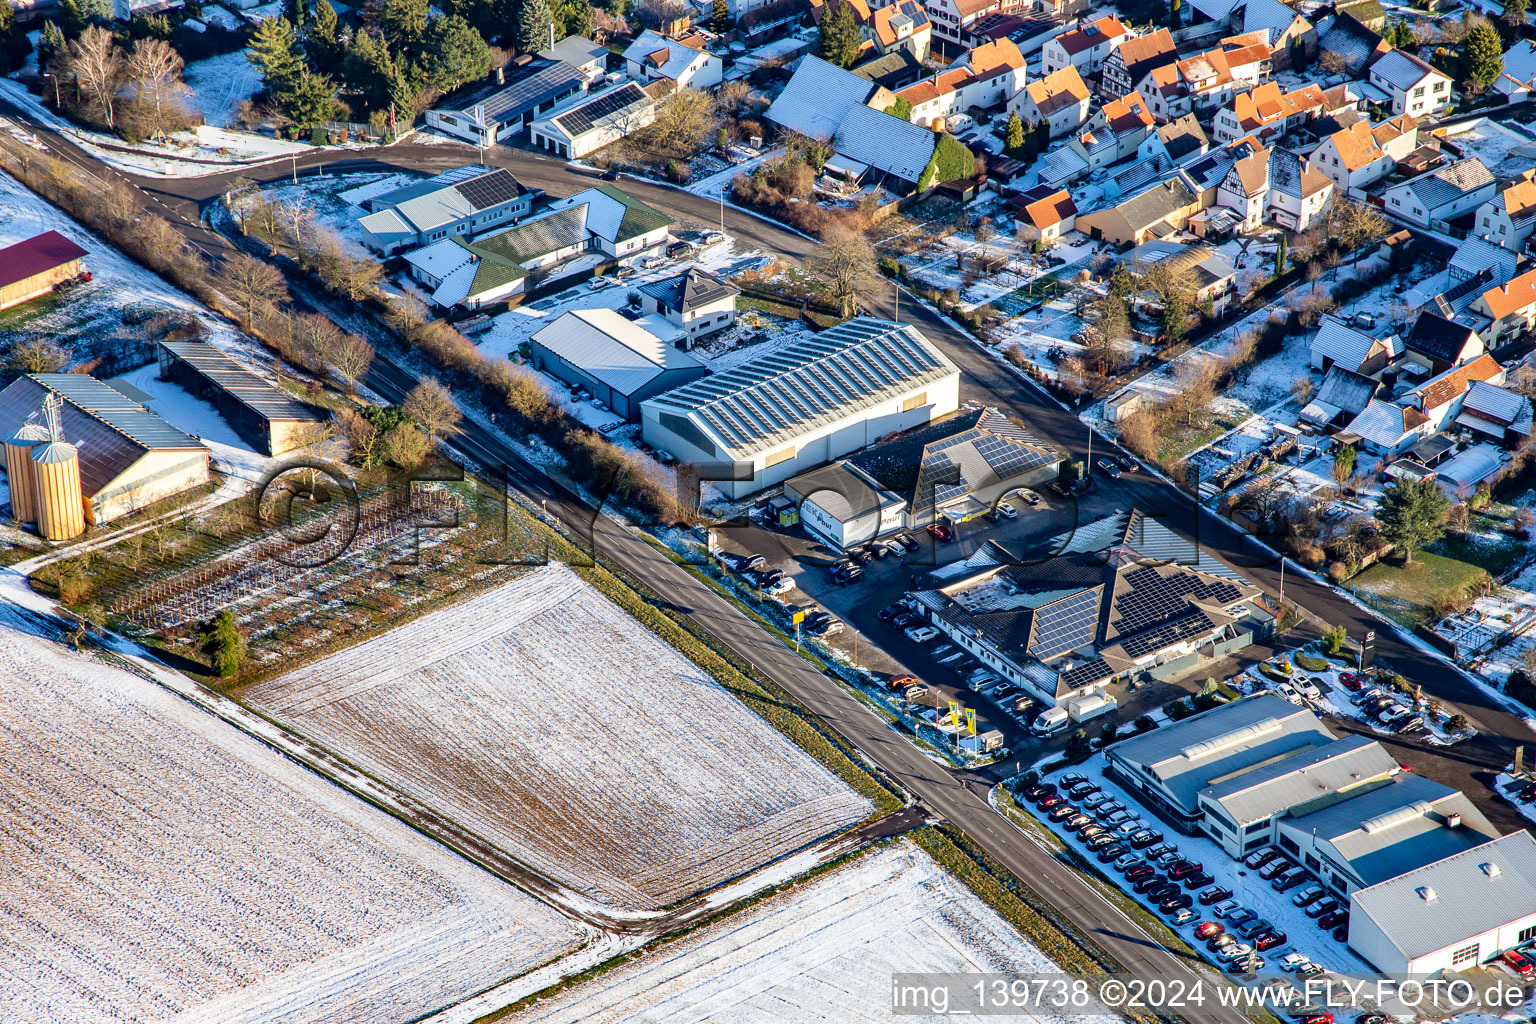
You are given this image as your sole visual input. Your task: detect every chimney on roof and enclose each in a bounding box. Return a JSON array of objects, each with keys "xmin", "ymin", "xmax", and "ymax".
[
  {"xmin": 1447, "ymin": 812, "xmax": 1462, "ymax": 828},
  {"xmin": 495, "ymin": 65, "xmax": 505, "ymax": 85}
]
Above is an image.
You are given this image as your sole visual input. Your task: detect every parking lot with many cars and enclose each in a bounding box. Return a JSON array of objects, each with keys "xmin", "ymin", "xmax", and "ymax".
[{"xmin": 1021, "ymin": 760, "xmax": 1378, "ymax": 982}]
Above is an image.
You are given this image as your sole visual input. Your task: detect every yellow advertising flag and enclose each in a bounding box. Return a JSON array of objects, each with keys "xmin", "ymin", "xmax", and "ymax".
[{"xmin": 966, "ymin": 708, "xmax": 977, "ymax": 736}]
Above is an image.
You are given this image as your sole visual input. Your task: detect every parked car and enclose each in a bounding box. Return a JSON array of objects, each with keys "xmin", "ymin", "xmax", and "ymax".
[
  {"xmin": 1259, "ymin": 858, "xmax": 1292, "ymax": 880},
  {"xmin": 1079, "ymin": 825, "xmax": 1106, "ymax": 841},
  {"xmin": 1144, "ymin": 843, "xmax": 1176, "ymax": 859},
  {"xmin": 892, "ymin": 613, "xmax": 919, "ymax": 628},
  {"xmin": 1132, "ymin": 874, "xmax": 1169, "ymax": 894},
  {"xmin": 1301, "ymin": 1014, "xmax": 1334, "ymax": 1024},
  {"xmin": 1292, "ymin": 885, "xmax": 1325, "ymax": 907},
  {"xmin": 833, "ymin": 565, "xmax": 864, "ymax": 584},
  {"xmin": 722, "ymin": 552, "xmax": 767, "ymax": 572},
  {"xmin": 1182, "ymin": 871, "xmax": 1214, "ymax": 890},
  {"xmin": 1170, "ymin": 907, "xmax": 1196, "ymax": 925},
  {"xmin": 878, "ymin": 603, "xmax": 904, "ymax": 621},
  {"xmin": 1318, "ymin": 910, "xmax": 1349, "ymax": 930},
  {"xmin": 1169, "ymin": 860, "xmax": 1202, "ymax": 880},
  {"xmin": 1274, "ymin": 870, "xmax": 1309, "ymax": 892},
  {"xmin": 1116, "ymin": 454, "xmax": 1136, "ymax": 472},
  {"xmin": 1083, "ymin": 793, "xmax": 1112, "ymax": 810},
  {"xmin": 926, "ymin": 523, "xmax": 954, "ymax": 542},
  {"xmin": 1160, "ymin": 894, "xmax": 1193, "ymax": 913},
  {"xmin": 1217, "ymin": 942, "xmax": 1254, "ymax": 963},
  {"xmin": 1048, "ymin": 803, "xmax": 1079, "ymax": 822},
  {"xmin": 1114, "ymin": 819, "xmax": 1147, "ymax": 837},
  {"xmin": 1023, "ymin": 782, "xmax": 1055, "ymax": 799},
  {"xmin": 1208, "ymin": 933, "xmax": 1238, "ymax": 953},
  {"xmin": 904, "ymin": 625, "xmax": 939, "ymax": 643},
  {"xmin": 1199, "ymin": 886, "xmax": 1233, "ymax": 906},
  {"xmin": 1297, "ymin": 678, "xmax": 1323, "ymax": 699},
  {"xmin": 1146, "ymin": 884, "xmax": 1179, "ymax": 902},
  {"xmin": 1097, "ymin": 843, "xmax": 1128, "ymax": 863},
  {"xmin": 903, "ymin": 684, "xmax": 928, "ymax": 702},
  {"xmin": 1304, "ymin": 899, "xmax": 1340, "ymax": 920},
  {"xmin": 990, "ymin": 502, "xmax": 1019, "ymax": 521},
  {"xmin": 1227, "ymin": 955, "xmax": 1264, "ymax": 975},
  {"xmin": 1064, "ymin": 814, "xmax": 1095, "ymax": 832},
  {"xmin": 1213, "ymin": 900, "xmax": 1241, "ymax": 918},
  {"xmin": 1129, "ymin": 829, "xmax": 1162, "ymax": 849},
  {"xmin": 1097, "ymin": 459, "xmax": 1122, "ymax": 479},
  {"xmin": 1102, "ymin": 809, "xmax": 1131, "ymax": 826},
  {"xmin": 1194, "ymin": 921, "xmax": 1224, "ymax": 940},
  {"xmin": 1066, "ymin": 781, "xmax": 1097, "ymax": 798},
  {"xmin": 1238, "ymin": 918, "xmax": 1273, "ymax": 939},
  {"xmin": 1086, "ymin": 833, "xmax": 1118, "ymax": 849},
  {"xmin": 1113, "ymin": 853, "xmax": 1142, "ymax": 871},
  {"xmin": 1018, "ymin": 490, "xmax": 1041, "ymax": 506},
  {"xmin": 1124, "ymin": 865, "xmax": 1156, "ymax": 882},
  {"xmin": 763, "ymin": 578, "xmax": 796, "ymax": 597},
  {"xmin": 1280, "ymin": 953, "xmax": 1310, "ymax": 973},
  {"xmin": 1332, "ymin": 927, "xmax": 1349, "ymax": 943},
  {"xmin": 1094, "ymin": 801, "xmax": 1126, "ymax": 820},
  {"xmin": 1245, "ymin": 849, "xmax": 1278, "ymax": 870},
  {"xmin": 1228, "ymin": 908, "xmax": 1257, "ymax": 927}
]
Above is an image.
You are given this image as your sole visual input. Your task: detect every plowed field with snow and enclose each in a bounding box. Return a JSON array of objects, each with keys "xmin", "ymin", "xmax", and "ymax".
[
  {"xmin": 0, "ymin": 610, "xmax": 583, "ymax": 1024},
  {"xmin": 241, "ymin": 563, "xmax": 870, "ymax": 912},
  {"xmin": 509, "ymin": 839, "xmax": 1125, "ymax": 1024}
]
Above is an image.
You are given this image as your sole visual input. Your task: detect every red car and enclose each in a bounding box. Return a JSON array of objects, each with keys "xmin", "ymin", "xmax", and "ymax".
[
  {"xmin": 1244, "ymin": 849, "xmax": 1277, "ymax": 870},
  {"xmin": 1254, "ymin": 930, "xmax": 1287, "ymax": 951},
  {"xmin": 1037, "ymin": 794, "xmax": 1063, "ymax": 810},
  {"xmin": 1194, "ymin": 921, "xmax": 1224, "ymax": 940},
  {"xmin": 888, "ymin": 674, "xmax": 919, "ymax": 691},
  {"xmin": 927, "ymin": 523, "xmax": 954, "ymax": 542},
  {"xmin": 1199, "ymin": 886, "xmax": 1233, "ymax": 906},
  {"xmin": 1301, "ymin": 1014, "xmax": 1334, "ymax": 1024},
  {"xmin": 1503, "ymin": 949, "xmax": 1535, "ymax": 980}
]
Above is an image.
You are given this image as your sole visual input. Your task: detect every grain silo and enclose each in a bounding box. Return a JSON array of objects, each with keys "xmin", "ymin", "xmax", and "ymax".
[
  {"xmin": 4, "ymin": 423, "xmax": 48, "ymax": 523},
  {"xmin": 32, "ymin": 440, "xmax": 85, "ymax": 541}
]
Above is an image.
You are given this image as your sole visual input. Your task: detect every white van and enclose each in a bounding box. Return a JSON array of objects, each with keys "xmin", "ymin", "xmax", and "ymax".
[{"xmin": 1032, "ymin": 707, "xmax": 1070, "ymax": 736}]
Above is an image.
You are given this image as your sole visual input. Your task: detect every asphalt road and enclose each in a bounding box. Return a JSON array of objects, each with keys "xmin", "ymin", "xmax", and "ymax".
[{"xmin": 2, "ymin": 108, "xmax": 1529, "ymax": 1007}]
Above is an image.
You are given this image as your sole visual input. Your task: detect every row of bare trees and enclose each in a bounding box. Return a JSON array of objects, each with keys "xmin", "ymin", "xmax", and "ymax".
[{"xmin": 53, "ymin": 27, "xmax": 195, "ymax": 139}]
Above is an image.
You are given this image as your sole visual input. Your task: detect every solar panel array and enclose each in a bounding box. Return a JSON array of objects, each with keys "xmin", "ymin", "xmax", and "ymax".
[
  {"xmin": 645, "ymin": 319, "xmax": 956, "ymax": 456},
  {"xmin": 455, "ymin": 169, "xmax": 524, "ymax": 212},
  {"xmin": 1029, "ymin": 587, "xmax": 1102, "ymax": 660},
  {"xmin": 918, "ymin": 427, "xmax": 1058, "ymax": 506},
  {"xmin": 555, "ymin": 83, "xmax": 649, "ymax": 138},
  {"xmin": 1116, "ymin": 608, "xmax": 1215, "ymax": 659},
  {"xmin": 1113, "ymin": 564, "xmax": 1244, "ymax": 635}
]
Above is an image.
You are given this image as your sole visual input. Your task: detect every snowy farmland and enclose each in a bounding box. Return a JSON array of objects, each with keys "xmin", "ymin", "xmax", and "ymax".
[
  {"xmin": 0, "ymin": 606, "xmax": 585, "ymax": 1024},
  {"xmin": 240, "ymin": 563, "xmax": 872, "ymax": 913},
  {"xmin": 510, "ymin": 839, "xmax": 1124, "ymax": 1024}
]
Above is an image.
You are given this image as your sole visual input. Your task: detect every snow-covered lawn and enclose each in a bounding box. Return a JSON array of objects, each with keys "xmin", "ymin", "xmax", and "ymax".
[
  {"xmin": 184, "ymin": 50, "xmax": 263, "ymax": 128},
  {"xmin": 1040, "ymin": 757, "xmax": 1376, "ymax": 974},
  {"xmin": 508, "ymin": 839, "xmax": 1127, "ymax": 1024},
  {"xmin": 1440, "ymin": 118, "xmax": 1536, "ymax": 183},
  {"xmin": 0, "ymin": 605, "xmax": 584, "ymax": 1024},
  {"xmin": 240, "ymin": 170, "xmax": 421, "ymax": 258},
  {"xmin": 239, "ymin": 563, "xmax": 871, "ymax": 913}
]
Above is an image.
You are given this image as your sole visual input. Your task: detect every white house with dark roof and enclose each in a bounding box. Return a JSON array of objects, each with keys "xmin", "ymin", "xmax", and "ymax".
[
  {"xmin": 638, "ymin": 268, "xmax": 739, "ymax": 344},
  {"xmin": 622, "ymin": 30, "xmax": 723, "ymax": 90},
  {"xmin": 1368, "ymin": 47, "xmax": 1452, "ymax": 118},
  {"xmin": 538, "ymin": 35, "xmax": 609, "ymax": 80},
  {"xmin": 1379, "ymin": 157, "xmax": 1497, "ymax": 229},
  {"xmin": 357, "ymin": 165, "xmax": 535, "ymax": 255},
  {"xmin": 1494, "ymin": 39, "xmax": 1536, "ymax": 102},
  {"xmin": 425, "ymin": 60, "xmax": 589, "ymax": 147},
  {"xmin": 529, "ymin": 82, "xmax": 658, "ymax": 159},
  {"xmin": 639, "ymin": 318, "xmax": 960, "ymax": 497}
]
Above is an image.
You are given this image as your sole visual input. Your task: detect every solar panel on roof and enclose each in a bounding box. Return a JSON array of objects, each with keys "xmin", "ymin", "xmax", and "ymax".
[
  {"xmin": 455, "ymin": 169, "xmax": 523, "ymax": 212},
  {"xmin": 555, "ymin": 83, "xmax": 648, "ymax": 138}
]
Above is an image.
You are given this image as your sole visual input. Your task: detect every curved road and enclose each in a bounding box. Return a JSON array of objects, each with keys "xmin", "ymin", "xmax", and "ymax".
[{"xmin": 2, "ymin": 106, "xmax": 1529, "ymax": 1011}]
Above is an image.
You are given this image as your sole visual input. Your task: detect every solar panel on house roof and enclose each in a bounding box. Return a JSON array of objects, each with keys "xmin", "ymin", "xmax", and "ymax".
[
  {"xmin": 554, "ymin": 83, "xmax": 648, "ymax": 138},
  {"xmin": 455, "ymin": 169, "xmax": 524, "ymax": 212},
  {"xmin": 1030, "ymin": 588, "xmax": 1101, "ymax": 658}
]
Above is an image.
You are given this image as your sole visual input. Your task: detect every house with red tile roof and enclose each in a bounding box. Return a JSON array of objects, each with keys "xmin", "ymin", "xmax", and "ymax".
[
  {"xmin": 1040, "ymin": 15, "xmax": 1133, "ymax": 77},
  {"xmin": 1211, "ymin": 81, "xmax": 1327, "ymax": 144},
  {"xmin": 894, "ymin": 37, "xmax": 1027, "ymax": 127},
  {"xmin": 1474, "ymin": 172, "xmax": 1536, "ymax": 254},
  {"xmin": 1471, "ymin": 267, "xmax": 1536, "ymax": 346},
  {"xmin": 1019, "ymin": 65, "xmax": 1092, "ymax": 137},
  {"xmin": 1309, "ymin": 115, "xmax": 1418, "ymax": 194}
]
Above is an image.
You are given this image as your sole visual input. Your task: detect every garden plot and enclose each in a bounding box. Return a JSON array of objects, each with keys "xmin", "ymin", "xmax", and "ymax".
[
  {"xmin": 242, "ymin": 170, "xmax": 422, "ymax": 258},
  {"xmin": 509, "ymin": 839, "xmax": 1125, "ymax": 1024},
  {"xmin": 1440, "ymin": 584, "xmax": 1536, "ymax": 685},
  {"xmin": 1039, "ymin": 758, "xmax": 1376, "ymax": 974},
  {"xmin": 239, "ymin": 562, "xmax": 871, "ymax": 913},
  {"xmin": 0, "ymin": 605, "xmax": 584, "ymax": 1024}
]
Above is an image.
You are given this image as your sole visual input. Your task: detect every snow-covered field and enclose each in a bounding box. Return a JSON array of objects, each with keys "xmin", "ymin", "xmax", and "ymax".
[
  {"xmin": 0, "ymin": 604, "xmax": 585, "ymax": 1024},
  {"xmin": 509, "ymin": 839, "xmax": 1125, "ymax": 1024},
  {"xmin": 184, "ymin": 50, "xmax": 263, "ymax": 128},
  {"xmin": 240, "ymin": 563, "xmax": 871, "ymax": 913},
  {"xmin": 1040, "ymin": 757, "xmax": 1376, "ymax": 974}
]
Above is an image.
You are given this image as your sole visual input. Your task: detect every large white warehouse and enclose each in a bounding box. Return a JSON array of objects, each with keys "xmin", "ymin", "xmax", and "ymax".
[{"xmin": 639, "ymin": 318, "xmax": 960, "ymax": 498}]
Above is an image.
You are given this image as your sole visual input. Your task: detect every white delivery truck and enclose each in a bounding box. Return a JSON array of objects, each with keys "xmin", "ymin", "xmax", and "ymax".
[
  {"xmin": 1031, "ymin": 706, "xmax": 1071, "ymax": 736},
  {"xmin": 1066, "ymin": 692, "xmax": 1118, "ymax": 724}
]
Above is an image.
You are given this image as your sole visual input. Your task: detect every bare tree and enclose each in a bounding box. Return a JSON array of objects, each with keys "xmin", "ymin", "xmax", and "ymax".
[
  {"xmin": 216, "ymin": 253, "xmax": 286, "ymax": 329},
  {"xmin": 812, "ymin": 225, "xmax": 879, "ymax": 319},
  {"xmin": 125, "ymin": 37, "xmax": 188, "ymax": 133},
  {"xmin": 336, "ymin": 408, "xmax": 382, "ymax": 467},
  {"xmin": 1291, "ymin": 375, "xmax": 1316, "ymax": 406},
  {"xmin": 332, "ymin": 333, "xmax": 374, "ymax": 392},
  {"xmin": 404, "ymin": 378, "xmax": 462, "ymax": 440},
  {"xmin": 66, "ymin": 27, "xmax": 124, "ymax": 130}
]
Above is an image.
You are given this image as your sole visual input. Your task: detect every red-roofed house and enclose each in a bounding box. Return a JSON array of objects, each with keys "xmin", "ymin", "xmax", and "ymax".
[
  {"xmin": 1211, "ymin": 82, "xmax": 1326, "ymax": 143},
  {"xmin": 1067, "ymin": 90, "xmax": 1153, "ymax": 170},
  {"xmin": 895, "ymin": 37, "xmax": 1027, "ymax": 126},
  {"xmin": 923, "ymin": 0, "xmax": 1011, "ymax": 47},
  {"xmin": 0, "ymin": 231, "xmax": 89, "ymax": 311},
  {"xmin": 1019, "ymin": 65, "xmax": 1092, "ymax": 137},
  {"xmin": 1040, "ymin": 16, "xmax": 1134, "ymax": 77},
  {"xmin": 1470, "ymin": 267, "xmax": 1536, "ymax": 346},
  {"xmin": 1475, "ymin": 172, "xmax": 1536, "ymax": 253},
  {"xmin": 1015, "ymin": 185, "xmax": 1079, "ymax": 242}
]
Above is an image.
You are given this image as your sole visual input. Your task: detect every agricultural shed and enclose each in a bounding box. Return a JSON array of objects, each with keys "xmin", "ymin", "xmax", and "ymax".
[
  {"xmin": 0, "ymin": 231, "xmax": 88, "ymax": 311},
  {"xmin": 157, "ymin": 341, "xmax": 322, "ymax": 456}
]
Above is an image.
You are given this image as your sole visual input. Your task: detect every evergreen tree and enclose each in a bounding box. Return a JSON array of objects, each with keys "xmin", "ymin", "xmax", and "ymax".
[
  {"xmin": 387, "ymin": 60, "xmax": 417, "ymax": 124},
  {"xmin": 452, "ymin": 0, "xmax": 502, "ymax": 40},
  {"xmin": 886, "ymin": 95, "xmax": 912, "ymax": 120},
  {"xmin": 1465, "ymin": 21, "xmax": 1504, "ymax": 89},
  {"xmin": 289, "ymin": 0, "xmax": 306, "ymax": 29},
  {"xmin": 247, "ymin": 16, "xmax": 303, "ymax": 94},
  {"xmin": 516, "ymin": 0, "xmax": 553, "ymax": 54},
  {"xmin": 1169, "ymin": 0, "xmax": 1180, "ymax": 28},
  {"xmin": 817, "ymin": 1, "xmax": 862, "ymax": 68},
  {"xmin": 306, "ymin": 0, "xmax": 342, "ymax": 72},
  {"xmin": 380, "ymin": 0, "xmax": 430, "ymax": 56},
  {"xmin": 711, "ymin": 0, "xmax": 730, "ymax": 33},
  {"xmin": 1108, "ymin": 261, "xmax": 1132, "ymax": 309},
  {"xmin": 422, "ymin": 14, "xmax": 490, "ymax": 90},
  {"xmin": 1005, "ymin": 109, "xmax": 1023, "ymax": 153},
  {"xmin": 1377, "ymin": 476, "xmax": 1450, "ymax": 564},
  {"xmin": 202, "ymin": 610, "xmax": 246, "ymax": 678},
  {"xmin": 57, "ymin": 0, "xmax": 86, "ymax": 33},
  {"xmin": 1162, "ymin": 289, "xmax": 1186, "ymax": 343},
  {"xmin": 282, "ymin": 66, "xmax": 340, "ymax": 126},
  {"xmin": 554, "ymin": 0, "xmax": 593, "ymax": 40},
  {"xmin": 1504, "ymin": 0, "xmax": 1529, "ymax": 31},
  {"xmin": 40, "ymin": 19, "xmax": 66, "ymax": 69},
  {"xmin": 1275, "ymin": 233, "xmax": 1287, "ymax": 276}
]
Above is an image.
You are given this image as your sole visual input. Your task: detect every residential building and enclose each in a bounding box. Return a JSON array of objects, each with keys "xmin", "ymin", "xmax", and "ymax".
[
  {"xmin": 1349, "ymin": 832, "xmax": 1536, "ymax": 975},
  {"xmin": 0, "ymin": 374, "xmax": 209, "ymax": 526},
  {"xmin": 639, "ymin": 318, "xmax": 961, "ymax": 498},
  {"xmin": 1137, "ymin": 114, "xmax": 1210, "ymax": 169},
  {"xmin": 537, "ymin": 35, "xmax": 610, "ymax": 80},
  {"xmin": 1309, "ymin": 115, "xmax": 1418, "ymax": 195},
  {"xmin": 1458, "ymin": 380, "xmax": 1535, "ymax": 444},
  {"xmin": 896, "ymin": 37, "xmax": 1028, "ymax": 127},
  {"xmin": 850, "ymin": 48, "xmax": 926, "ymax": 90},
  {"xmin": 1448, "ymin": 236, "xmax": 1519, "ymax": 290},
  {"xmin": 1124, "ymin": 240, "xmax": 1238, "ymax": 305},
  {"xmin": 1265, "ymin": 148, "xmax": 1334, "ymax": 232},
  {"xmin": 638, "ymin": 268, "xmax": 740, "ymax": 344},
  {"xmin": 1078, "ymin": 176, "xmax": 1202, "ymax": 244},
  {"xmin": 811, "ymin": 0, "xmax": 934, "ymax": 61},
  {"xmin": 424, "ymin": 61, "xmax": 589, "ymax": 147},
  {"xmin": 1211, "ymin": 82, "xmax": 1326, "ymax": 144},
  {"xmin": 622, "ymin": 30, "xmax": 723, "ymax": 90},
  {"xmin": 156, "ymin": 341, "xmax": 322, "ymax": 456},
  {"xmin": 1189, "ymin": 0, "xmax": 1314, "ymax": 55},
  {"xmin": 1380, "ymin": 158, "xmax": 1497, "ymax": 230},
  {"xmin": 529, "ymin": 83, "xmax": 658, "ymax": 159},
  {"xmin": 1018, "ymin": 66, "xmax": 1092, "ymax": 138},
  {"xmin": 1300, "ymin": 364, "xmax": 1381, "ymax": 430},
  {"xmin": 1040, "ymin": 15, "xmax": 1133, "ymax": 77},
  {"xmin": 0, "ymin": 231, "xmax": 88, "ymax": 311},
  {"xmin": 357, "ymin": 166, "xmax": 535, "ymax": 255},
  {"xmin": 1068, "ymin": 91, "xmax": 1153, "ymax": 171},
  {"xmin": 1137, "ymin": 48, "xmax": 1256, "ymax": 122},
  {"xmin": 1014, "ymin": 185, "xmax": 1079, "ymax": 242},
  {"xmin": 402, "ymin": 185, "xmax": 672, "ymax": 309},
  {"xmin": 1214, "ymin": 139, "xmax": 1271, "ymax": 232},
  {"xmin": 528, "ymin": 309, "xmax": 709, "ymax": 420},
  {"xmin": 1475, "ymin": 172, "xmax": 1536, "ymax": 252},
  {"xmin": 1406, "ymin": 310, "xmax": 1487, "ymax": 373},
  {"xmin": 1494, "ymin": 39, "xmax": 1536, "ymax": 103},
  {"xmin": 1342, "ymin": 353, "xmax": 1504, "ymax": 455},
  {"xmin": 766, "ymin": 55, "xmax": 894, "ymax": 144},
  {"xmin": 910, "ymin": 509, "xmax": 1270, "ymax": 707},
  {"xmin": 1309, "ymin": 314, "xmax": 1399, "ymax": 374},
  {"xmin": 1319, "ymin": 12, "xmax": 1391, "ymax": 75},
  {"xmin": 831, "ymin": 104, "xmax": 949, "ymax": 186},
  {"xmin": 1100, "ymin": 28, "xmax": 1176, "ymax": 98},
  {"xmin": 1470, "ymin": 267, "xmax": 1536, "ymax": 346},
  {"xmin": 922, "ymin": 0, "xmax": 1009, "ymax": 48},
  {"xmin": 1368, "ymin": 47, "xmax": 1452, "ymax": 119}
]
